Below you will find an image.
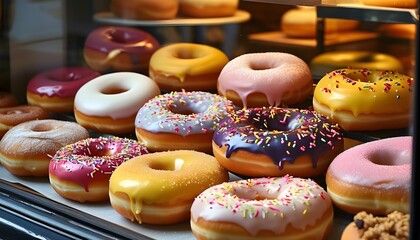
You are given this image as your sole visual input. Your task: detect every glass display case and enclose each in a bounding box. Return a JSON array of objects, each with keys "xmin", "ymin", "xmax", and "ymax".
[{"xmin": 0, "ymin": 0, "xmax": 418, "ymax": 239}]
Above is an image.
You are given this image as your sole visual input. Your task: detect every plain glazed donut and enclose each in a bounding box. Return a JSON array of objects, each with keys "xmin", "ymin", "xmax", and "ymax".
[
  {"xmin": 341, "ymin": 211, "xmax": 409, "ymax": 240},
  {"xmin": 0, "ymin": 119, "xmax": 89, "ymax": 176},
  {"xmin": 212, "ymin": 107, "xmax": 343, "ymax": 178},
  {"xmin": 26, "ymin": 67, "xmax": 100, "ymax": 113},
  {"xmin": 110, "ymin": 0, "xmax": 178, "ymax": 20},
  {"xmin": 0, "ymin": 92, "xmax": 18, "ymax": 108},
  {"xmin": 149, "ymin": 43, "xmax": 229, "ymax": 91},
  {"xmin": 309, "ymin": 51, "xmax": 405, "ymax": 79},
  {"xmin": 74, "ymin": 72, "xmax": 160, "ymax": 134},
  {"xmin": 0, "ymin": 105, "xmax": 49, "ymax": 139},
  {"xmin": 135, "ymin": 91, "xmax": 233, "ymax": 153},
  {"xmin": 313, "ymin": 69, "xmax": 414, "ymax": 131},
  {"xmin": 361, "ymin": 0, "xmax": 417, "ymax": 8},
  {"xmin": 49, "ymin": 137, "xmax": 149, "ymax": 202},
  {"xmin": 217, "ymin": 52, "xmax": 313, "ymax": 108},
  {"xmin": 178, "ymin": 0, "xmax": 239, "ymax": 18},
  {"xmin": 281, "ymin": 6, "xmax": 359, "ymax": 38},
  {"xmin": 84, "ymin": 26, "xmax": 160, "ymax": 73},
  {"xmin": 191, "ymin": 175, "xmax": 333, "ymax": 240},
  {"xmin": 326, "ymin": 136, "xmax": 412, "ymax": 215},
  {"xmin": 109, "ymin": 150, "xmax": 229, "ymax": 225}
]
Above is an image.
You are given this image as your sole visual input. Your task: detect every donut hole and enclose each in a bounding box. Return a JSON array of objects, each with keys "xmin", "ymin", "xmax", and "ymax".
[
  {"xmin": 31, "ymin": 123, "xmax": 53, "ymax": 132},
  {"xmin": 107, "ymin": 29, "xmax": 141, "ymax": 44},
  {"xmin": 175, "ymin": 50, "xmax": 203, "ymax": 59},
  {"xmin": 233, "ymin": 189, "xmax": 273, "ymax": 201},
  {"xmin": 101, "ymin": 86, "xmax": 128, "ymax": 95},
  {"xmin": 249, "ymin": 62, "xmax": 273, "ymax": 71},
  {"xmin": 343, "ymin": 71, "xmax": 372, "ymax": 82},
  {"xmin": 369, "ymin": 150, "xmax": 411, "ymax": 166},
  {"xmin": 149, "ymin": 158, "xmax": 184, "ymax": 171}
]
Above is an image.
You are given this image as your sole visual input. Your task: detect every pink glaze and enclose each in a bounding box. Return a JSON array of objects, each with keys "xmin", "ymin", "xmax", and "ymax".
[
  {"xmin": 49, "ymin": 137, "xmax": 148, "ymax": 192},
  {"xmin": 217, "ymin": 52, "xmax": 313, "ymax": 107},
  {"xmin": 27, "ymin": 67, "xmax": 100, "ymax": 98},
  {"xmin": 327, "ymin": 136, "xmax": 412, "ymax": 190}
]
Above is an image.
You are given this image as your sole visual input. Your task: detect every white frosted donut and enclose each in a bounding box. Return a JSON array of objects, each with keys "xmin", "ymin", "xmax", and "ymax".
[
  {"xmin": 74, "ymin": 72, "xmax": 160, "ymax": 134},
  {"xmin": 217, "ymin": 52, "xmax": 313, "ymax": 108},
  {"xmin": 191, "ymin": 175, "xmax": 333, "ymax": 239}
]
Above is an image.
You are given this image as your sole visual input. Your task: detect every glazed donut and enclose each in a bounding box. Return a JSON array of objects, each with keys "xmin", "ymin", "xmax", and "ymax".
[
  {"xmin": 341, "ymin": 211, "xmax": 409, "ymax": 240},
  {"xmin": 313, "ymin": 69, "xmax": 414, "ymax": 131},
  {"xmin": 191, "ymin": 175, "xmax": 333, "ymax": 240},
  {"xmin": 135, "ymin": 91, "xmax": 233, "ymax": 153},
  {"xmin": 110, "ymin": 0, "xmax": 178, "ymax": 20},
  {"xmin": 178, "ymin": 0, "xmax": 239, "ymax": 18},
  {"xmin": 217, "ymin": 52, "xmax": 313, "ymax": 108},
  {"xmin": 309, "ymin": 51, "xmax": 405, "ymax": 79},
  {"xmin": 0, "ymin": 92, "xmax": 18, "ymax": 108},
  {"xmin": 49, "ymin": 137, "xmax": 148, "ymax": 202},
  {"xmin": 109, "ymin": 150, "xmax": 229, "ymax": 224},
  {"xmin": 26, "ymin": 67, "xmax": 100, "ymax": 113},
  {"xmin": 361, "ymin": 0, "xmax": 417, "ymax": 8},
  {"xmin": 212, "ymin": 107, "xmax": 343, "ymax": 177},
  {"xmin": 379, "ymin": 23, "xmax": 416, "ymax": 40},
  {"xmin": 281, "ymin": 6, "xmax": 359, "ymax": 38},
  {"xmin": 0, "ymin": 119, "xmax": 89, "ymax": 176},
  {"xmin": 326, "ymin": 136, "xmax": 412, "ymax": 215},
  {"xmin": 84, "ymin": 26, "xmax": 160, "ymax": 73},
  {"xmin": 149, "ymin": 43, "xmax": 229, "ymax": 91},
  {"xmin": 0, "ymin": 105, "xmax": 49, "ymax": 139},
  {"xmin": 74, "ymin": 72, "xmax": 160, "ymax": 134}
]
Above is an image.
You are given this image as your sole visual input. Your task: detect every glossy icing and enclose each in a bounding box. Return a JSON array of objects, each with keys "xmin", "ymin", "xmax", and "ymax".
[
  {"xmin": 327, "ymin": 136, "xmax": 412, "ymax": 190},
  {"xmin": 217, "ymin": 52, "xmax": 313, "ymax": 107},
  {"xmin": 135, "ymin": 91, "xmax": 233, "ymax": 136},
  {"xmin": 49, "ymin": 137, "xmax": 148, "ymax": 192},
  {"xmin": 149, "ymin": 43, "xmax": 229, "ymax": 82},
  {"xmin": 74, "ymin": 72, "xmax": 160, "ymax": 119},
  {"xmin": 191, "ymin": 175, "xmax": 332, "ymax": 235},
  {"xmin": 213, "ymin": 107, "xmax": 343, "ymax": 169},
  {"xmin": 313, "ymin": 69, "xmax": 414, "ymax": 117},
  {"xmin": 26, "ymin": 67, "xmax": 99, "ymax": 98}
]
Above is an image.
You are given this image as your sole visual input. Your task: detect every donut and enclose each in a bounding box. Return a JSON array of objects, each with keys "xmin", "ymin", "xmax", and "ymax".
[
  {"xmin": 360, "ymin": 0, "xmax": 417, "ymax": 8},
  {"xmin": 84, "ymin": 26, "xmax": 160, "ymax": 73},
  {"xmin": 110, "ymin": 0, "xmax": 178, "ymax": 20},
  {"xmin": 109, "ymin": 150, "xmax": 229, "ymax": 224},
  {"xmin": 0, "ymin": 92, "xmax": 18, "ymax": 108},
  {"xmin": 26, "ymin": 67, "xmax": 100, "ymax": 113},
  {"xmin": 49, "ymin": 137, "xmax": 148, "ymax": 202},
  {"xmin": 326, "ymin": 136, "xmax": 412, "ymax": 215},
  {"xmin": 313, "ymin": 68, "xmax": 414, "ymax": 131},
  {"xmin": 212, "ymin": 107, "xmax": 344, "ymax": 177},
  {"xmin": 191, "ymin": 175, "xmax": 334, "ymax": 239},
  {"xmin": 149, "ymin": 43, "xmax": 229, "ymax": 91},
  {"xmin": 341, "ymin": 211, "xmax": 409, "ymax": 240},
  {"xmin": 217, "ymin": 52, "xmax": 313, "ymax": 108},
  {"xmin": 281, "ymin": 6, "xmax": 359, "ymax": 38},
  {"xmin": 0, "ymin": 119, "xmax": 89, "ymax": 176},
  {"xmin": 178, "ymin": 0, "xmax": 239, "ymax": 18},
  {"xmin": 74, "ymin": 72, "xmax": 160, "ymax": 134},
  {"xmin": 379, "ymin": 23, "xmax": 416, "ymax": 40},
  {"xmin": 0, "ymin": 105, "xmax": 49, "ymax": 139},
  {"xmin": 309, "ymin": 51, "xmax": 405, "ymax": 79},
  {"xmin": 135, "ymin": 91, "xmax": 233, "ymax": 153}
]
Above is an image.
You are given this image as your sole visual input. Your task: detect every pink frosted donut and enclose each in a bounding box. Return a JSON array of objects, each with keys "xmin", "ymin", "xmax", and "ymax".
[
  {"xmin": 326, "ymin": 136, "xmax": 412, "ymax": 215},
  {"xmin": 27, "ymin": 67, "xmax": 100, "ymax": 113},
  {"xmin": 217, "ymin": 52, "xmax": 313, "ymax": 108}
]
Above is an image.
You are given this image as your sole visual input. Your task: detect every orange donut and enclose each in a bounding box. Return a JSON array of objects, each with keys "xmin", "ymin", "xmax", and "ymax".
[
  {"xmin": 110, "ymin": 0, "xmax": 178, "ymax": 20},
  {"xmin": 49, "ymin": 137, "xmax": 149, "ymax": 202},
  {"xmin": 0, "ymin": 92, "xmax": 18, "ymax": 108},
  {"xmin": 0, "ymin": 119, "xmax": 89, "ymax": 176},
  {"xmin": 109, "ymin": 150, "xmax": 229, "ymax": 225},
  {"xmin": 212, "ymin": 107, "xmax": 344, "ymax": 178},
  {"xmin": 0, "ymin": 105, "xmax": 49, "ymax": 139},
  {"xmin": 178, "ymin": 0, "xmax": 239, "ymax": 18}
]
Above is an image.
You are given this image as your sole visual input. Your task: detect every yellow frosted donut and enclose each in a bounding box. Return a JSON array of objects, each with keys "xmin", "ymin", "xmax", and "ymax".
[
  {"xmin": 149, "ymin": 43, "xmax": 229, "ymax": 91},
  {"xmin": 313, "ymin": 68, "xmax": 414, "ymax": 131},
  {"xmin": 109, "ymin": 150, "xmax": 229, "ymax": 225}
]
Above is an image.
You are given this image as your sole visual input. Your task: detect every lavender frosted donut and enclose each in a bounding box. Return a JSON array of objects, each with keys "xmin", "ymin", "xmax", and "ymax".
[
  {"xmin": 135, "ymin": 91, "xmax": 233, "ymax": 153},
  {"xmin": 212, "ymin": 107, "xmax": 344, "ymax": 177}
]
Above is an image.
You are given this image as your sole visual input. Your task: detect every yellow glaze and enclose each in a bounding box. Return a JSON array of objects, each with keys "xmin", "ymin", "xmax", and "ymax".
[
  {"xmin": 313, "ymin": 69, "xmax": 414, "ymax": 117},
  {"xmin": 149, "ymin": 43, "xmax": 229, "ymax": 82},
  {"xmin": 109, "ymin": 150, "xmax": 229, "ymax": 223}
]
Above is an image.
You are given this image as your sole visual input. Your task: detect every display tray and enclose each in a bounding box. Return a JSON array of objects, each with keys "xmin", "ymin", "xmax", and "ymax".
[
  {"xmin": 248, "ymin": 30, "xmax": 379, "ymax": 48},
  {"xmin": 93, "ymin": 10, "xmax": 251, "ymax": 27}
]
